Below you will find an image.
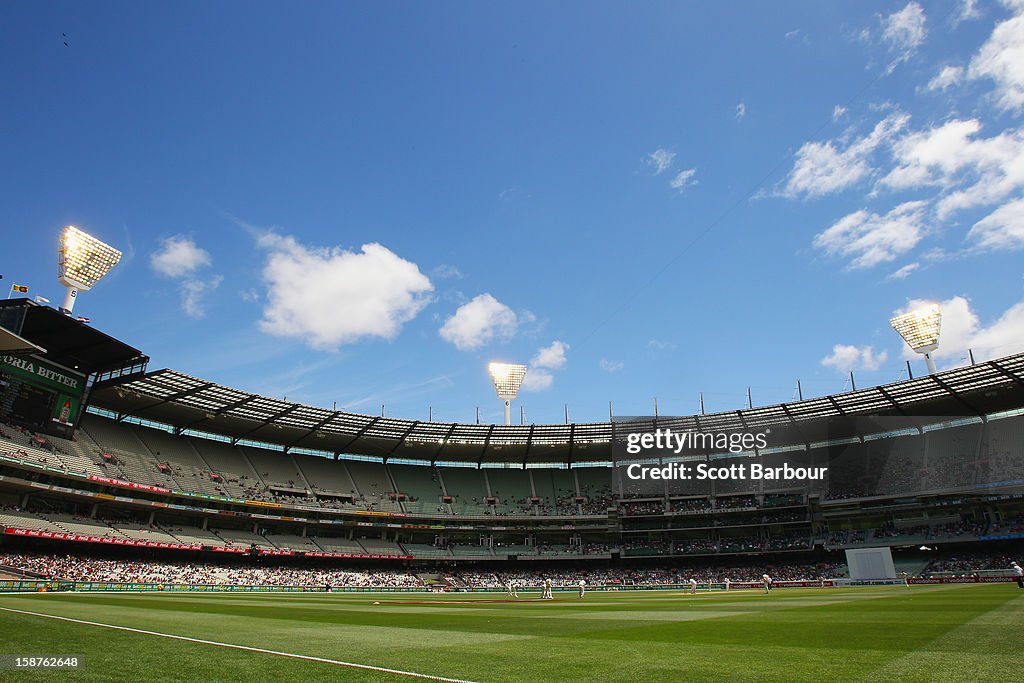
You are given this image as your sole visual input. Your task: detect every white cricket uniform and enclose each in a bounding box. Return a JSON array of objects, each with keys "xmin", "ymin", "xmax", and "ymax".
[{"xmin": 578, "ymin": 580, "xmax": 585, "ymax": 598}]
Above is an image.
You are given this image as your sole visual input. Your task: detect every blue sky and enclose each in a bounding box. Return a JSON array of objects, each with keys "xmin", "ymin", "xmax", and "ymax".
[{"xmin": 2, "ymin": 1, "xmax": 1023, "ymax": 425}]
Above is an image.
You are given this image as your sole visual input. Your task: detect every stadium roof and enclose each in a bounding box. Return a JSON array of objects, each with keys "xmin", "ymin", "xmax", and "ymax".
[
  {"xmin": 0, "ymin": 299, "xmax": 148, "ymax": 376},
  {"xmin": 0, "ymin": 327, "xmax": 45, "ymax": 356},
  {"xmin": 88, "ymin": 352, "xmax": 1024, "ymax": 464}
]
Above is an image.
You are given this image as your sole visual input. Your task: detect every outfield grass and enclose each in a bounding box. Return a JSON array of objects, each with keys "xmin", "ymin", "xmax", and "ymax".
[{"xmin": 0, "ymin": 585, "xmax": 1020, "ymax": 682}]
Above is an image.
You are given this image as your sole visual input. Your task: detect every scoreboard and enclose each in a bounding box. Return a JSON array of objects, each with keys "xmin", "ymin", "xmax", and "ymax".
[{"xmin": 0, "ymin": 354, "xmax": 86, "ymax": 439}]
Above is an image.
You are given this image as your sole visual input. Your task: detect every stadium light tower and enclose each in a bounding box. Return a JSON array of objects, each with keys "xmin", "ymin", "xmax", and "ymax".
[
  {"xmin": 488, "ymin": 362, "xmax": 527, "ymax": 426},
  {"xmin": 58, "ymin": 225, "xmax": 122, "ymax": 315},
  {"xmin": 890, "ymin": 303, "xmax": 942, "ymax": 375}
]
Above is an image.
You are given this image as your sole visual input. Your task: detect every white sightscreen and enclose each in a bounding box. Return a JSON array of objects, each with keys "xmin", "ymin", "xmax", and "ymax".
[{"xmin": 845, "ymin": 547, "xmax": 896, "ymax": 580}]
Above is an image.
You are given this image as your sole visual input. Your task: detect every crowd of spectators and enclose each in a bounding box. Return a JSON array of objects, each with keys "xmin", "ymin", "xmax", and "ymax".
[
  {"xmin": 620, "ymin": 500, "xmax": 665, "ymax": 516},
  {"xmin": 921, "ymin": 551, "xmax": 1021, "ymax": 575},
  {"xmin": 0, "ymin": 552, "xmax": 423, "ymax": 587},
  {"xmin": 668, "ymin": 498, "xmax": 712, "ymax": 514},
  {"xmin": 715, "ymin": 495, "xmax": 756, "ymax": 510},
  {"xmin": 0, "ymin": 549, "xmax": 857, "ymax": 589},
  {"xmin": 445, "ymin": 560, "xmax": 847, "ymax": 588}
]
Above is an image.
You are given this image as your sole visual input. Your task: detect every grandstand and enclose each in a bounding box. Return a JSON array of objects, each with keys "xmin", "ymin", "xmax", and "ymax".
[
  {"xmin": 1, "ymin": 307, "xmax": 1023, "ymax": 683},
  {"xmin": 1, "ymin": 297, "xmax": 1023, "ymax": 578},
  {"xmin": 4, "ymin": 405, "xmax": 1024, "ymax": 563}
]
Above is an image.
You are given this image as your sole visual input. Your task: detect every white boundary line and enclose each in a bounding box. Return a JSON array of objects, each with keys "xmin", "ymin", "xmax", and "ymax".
[{"xmin": 0, "ymin": 606, "xmax": 479, "ymax": 683}]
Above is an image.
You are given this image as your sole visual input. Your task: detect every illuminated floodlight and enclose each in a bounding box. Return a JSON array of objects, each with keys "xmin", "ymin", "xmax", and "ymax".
[
  {"xmin": 890, "ymin": 303, "xmax": 941, "ymax": 375},
  {"xmin": 488, "ymin": 362, "xmax": 527, "ymax": 425},
  {"xmin": 58, "ymin": 225, "xmax": 122, "ymax": 314}
]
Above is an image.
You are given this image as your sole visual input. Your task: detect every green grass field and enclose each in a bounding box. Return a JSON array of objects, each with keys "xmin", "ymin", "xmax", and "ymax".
[{"xmin": 0, "ymin": 585, "xmax": 1020, "ymax": 682}]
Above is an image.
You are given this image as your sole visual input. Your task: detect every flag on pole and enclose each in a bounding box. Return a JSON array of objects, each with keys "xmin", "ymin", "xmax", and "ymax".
[{"xmin": 11, "ymin": 284, "xmax": 28, "ymax": 293}]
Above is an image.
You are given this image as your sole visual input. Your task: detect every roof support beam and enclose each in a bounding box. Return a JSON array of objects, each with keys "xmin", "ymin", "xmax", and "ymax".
[
  {"xmin": 523, "ymin": 425, "xmax": 536, "ymax": 467},
  {"xmin": 478, "ymin": 425, "xmax": 496, "ymax": 466},
  {"xmin": 386, "ymin": 421, "xmax": 421, "ymax": 461},
  {"xmin": 230, "ymin": 404, "xmax": 302, "ymax": 445},
  {"xmin": 874, "ymin": 386, "xmax": 907, "ymax": 415},
  {"xmin": 929, "ymin": 374, "xmax": 983, "ymax": 418},
  {"xmin": 182, "ymin": 394, "xmax": 262, "ymax": 430},
  {"xmin": 432, "ymin": 423, "xmax": 459, "ymax": 462},
  {"xmin": 988, "ymin": 359, "xmax": 1024, "ymax": 389},
  {"xmin": 116, "ymin": 382, "xmax": 214, "ymax": 422},
  {"xmin": 287, "ymin": 411, "xmax": 342, "ymax": 450},
  {"xmin": 337, "ymin": 417, "xmax": 381, "ymax": 454}
]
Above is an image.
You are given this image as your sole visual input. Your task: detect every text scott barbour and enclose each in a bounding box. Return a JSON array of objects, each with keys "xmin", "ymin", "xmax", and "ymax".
[{"xmin": 625, "ymin": 461, "xmax": 828, "ymax": 481}]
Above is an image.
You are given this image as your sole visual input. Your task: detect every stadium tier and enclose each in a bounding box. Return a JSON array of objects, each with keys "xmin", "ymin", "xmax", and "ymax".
[{"xmin": 3, "ymin": 407, "xmax": 1024, "ymax": 562}]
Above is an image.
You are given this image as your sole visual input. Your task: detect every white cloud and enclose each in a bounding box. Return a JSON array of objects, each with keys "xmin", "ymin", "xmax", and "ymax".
[
  {"xmin": 519, "ymin": 340, "xmax": 570, "ymax": 392},
  {"xmin": 150, "ymin": 236, "xmax": 211, "ymax": 278},
  {"xmin": 431, "ymin": 264, "xmax": 463, "ymax": 280},
  {"xmin": 882, "ymin": 2, "xmax": 927, "ymax": 73},
  {"xmin": 953, "ymin": 0, "xmax": 981, "ymax": 26},
  {"xmin": 735, "ymin": 103, "xmax": 746, "ymax": 120},
  {"xmin": 886, "ymin": 262, "xmax": 920, "ymax": 280},
  {"xmin": 531, "ymin": 340, "xmax": 569, "ymax": 370},
  {"xmin": 821, "ymin": 344, "xmax": 889, "ymax": 373},
  {"xmin": 599, "ymin": 358, "xmax": 624, "ymax": 373},
  {"xmin": 644, "ymin": 148, "xmax": 675, "ymax": 175},
  {"xmin": 880, "ymin": 118, "xmax": 983, "ymax": 191},
  {"xmin": 968, "ymin": 6, "xmax": 1024, "ymax": 112},
  {"xmin": 926, "ymin": 65, "xmax": 964, "ymax": 92},
  {"xmin": 670, "ymin": 168, "xmax": 697, "ymax": 192},
  {"xmin": 968, "ymin": 198, "xmax": 1024, "ymax": 250},
  {"xmin": 257, "ymin": 233, "xmax": 433, "ymax": 350},
  {"xmin": 937, "ymin": 133, "xmax": 1024, "ymax": 218},
  {"xmin": 439, "ymin": 293, "xmax": 518, "ymax": 351},
  {"xmin": 969, "ymin": 300, "xmax": 1024, "ymax": 361},
  {"xmin": 878, "ymin": 119, "xmax": 1024, "ymax": 219},
  {"xmin": 648, "ymin": 338, "xmax": 676, "ymax": 351},
  {"xmin": 832, "ymin": 105, "xmax": 847, "ymax": 122},
  {"xmin": 520, "ymin": 369, "xmax": 553, "ymax": 392},
  {"xmin": 896, "ymin": 296, "xmax": 1024, "ymax": 364},
  {"xmin": 181, "ymin": 276, "xmax": 223, "ymax": 319},
  {"xmin": 781, "ymin": 113, "xmax": 909, "ymax": 198},
  {"xmin": 813, "ymin": 200, "xmax": 927, "ymax": 269}
]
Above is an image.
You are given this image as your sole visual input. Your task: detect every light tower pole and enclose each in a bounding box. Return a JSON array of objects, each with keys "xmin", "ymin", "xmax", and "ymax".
[
  {"xmin": 487, "ymin": 362, "xmax": 527, "ymax": 426},
  {"xmin": 890, "ymin": 304, "xmax": 942, "ymax": 375},
  {"xmin": 57, "ymin": 226, "xmax": 122, "ymax": 315}
]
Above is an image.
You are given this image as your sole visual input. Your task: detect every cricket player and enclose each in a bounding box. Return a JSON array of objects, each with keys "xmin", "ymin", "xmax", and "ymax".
[
  {"xmin": 723, "ymin": 577, "xmax": 730, "ymax": 591},
  {"xmin": 689, "ymin": 578, "xmax": 698, "ymax": 594},
  {"xmin": 1012, "ymin": 561, "xmax": 1023, "ymax": 589},
  {"xmin": 762, "ymin": 573, "xmax": 773, "ymax": 593},
  {"xmin": 543, "ymin": 578, "xmax": 553, "ymax": 600},
  {"xmin": 578, "ymin": 579, "xmax": 586, "ymax": 599},
  {"xmin": 901, "ymin": 571, "xmax": 910, "ymax": 589},
  {"xmin": 506, "ymin": 579, "xmax": 518, "ymax": 598}
]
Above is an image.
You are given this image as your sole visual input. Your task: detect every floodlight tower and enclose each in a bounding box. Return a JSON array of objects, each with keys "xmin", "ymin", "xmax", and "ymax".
[
  {"xmin": 488, "ymin": 362, "xmax": 527, "ymax": 426},
  {"xmin": 890, "ymin": 304, "xmax": 942, "ymax": 375},
  {"xmin": 57, "ymin": 225, "xmax": 122, "ymax": 315}
]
